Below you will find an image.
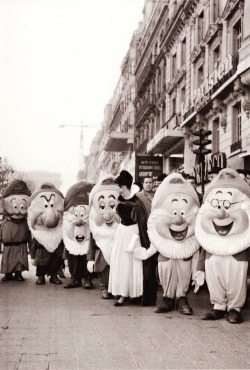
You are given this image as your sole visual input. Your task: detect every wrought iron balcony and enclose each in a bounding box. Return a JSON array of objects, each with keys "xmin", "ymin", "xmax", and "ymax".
[
  {"xmin": 135, "ymin": 94, "xmax": 156, "ymax": 127},
  {"xmin": 230, "ymin": 140, "xmax": 242, "ymax": 153}
]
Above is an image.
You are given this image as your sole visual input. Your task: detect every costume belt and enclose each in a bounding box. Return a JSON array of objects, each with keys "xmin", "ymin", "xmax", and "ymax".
[{"xmin": 4, "ymin": 242, "xmax": 28, "ymax": 246}]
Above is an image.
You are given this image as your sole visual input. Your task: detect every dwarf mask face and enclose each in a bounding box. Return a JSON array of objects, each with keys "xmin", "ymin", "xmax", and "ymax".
[
  {"xmin": 28, "ymin": 190, "xmax": 64, "ymax": 253},
  {"xmin": 195, "ymin": 169, "xmax": 250, "ymax": 255},
  {"xmin": 155, "ymin": 192, "xmax": 199, "ymax": 242},
  {"xmin": 200, "ymin": 188, "xmax": 249, "ymax": 237},
  {"xmin": 91, "ymin": 188, "xmax": 120, "ymax": 228},
  {"xmin": 62, "ymin": 204, "xmax": 90, "ymax": 255},
  {"xmin": 28, "ymin": 191, "xmax": 64, "ymax": 231},
  {"xmin": 148, "ymin": 174, "xmax": 200, "ymax": 259},
  {"xmin": 4, "ymin": 194, "xmax": 30, "ymax": 220},
  {"xmin": 63, "ymin": 205, "xmax": 90, "ymax": 242}
]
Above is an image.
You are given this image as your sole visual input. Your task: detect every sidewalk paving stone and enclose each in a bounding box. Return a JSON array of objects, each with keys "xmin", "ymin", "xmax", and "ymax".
[{"xmin": 0, "ymin": 261, "xmax": 249, "ymax": 369}]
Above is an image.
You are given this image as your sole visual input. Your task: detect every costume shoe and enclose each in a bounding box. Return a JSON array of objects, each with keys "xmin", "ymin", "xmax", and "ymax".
[
  {"xmin": 49, "ymin": 275, "xmax": 62, "ymax": 285},
  {"xmin": 64, "ymin": 279, "xmax": 81, "ymax": 289},
  {"xmin": 14, "ymin": 272, "xmax": 24, "ymax": 281},
  {"xmin": 202, "ymin": 309, "xmax": 225, "ymax": 320},
  {"xmin": 176, "ymin": 297, "xmax": 193, "ymax": 315},
  {"xmin": 2, "ymin": 273, "xmax": 13, "ymax": 281},
  {"xmin": 227, "ymin": 309, "xmax": 243, "ymax": 324},
  {"xmin": 154, "ymin": 297, "xmax": 175, "ymax": 313},
  {"xmin": 82, "ymin": 280, "xmax": 93, "ymax": 289},
  {"xmin": 36, "ymin": 275, "xmax": 46, "ymax": 285}
]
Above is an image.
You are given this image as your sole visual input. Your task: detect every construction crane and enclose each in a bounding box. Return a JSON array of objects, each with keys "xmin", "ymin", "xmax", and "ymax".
[{"xmin": 59, "ymin": 121, "xmax": 101, "ymax": 171}]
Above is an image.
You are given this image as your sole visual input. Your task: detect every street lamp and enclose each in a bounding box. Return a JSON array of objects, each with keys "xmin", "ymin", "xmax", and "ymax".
[{"xmin": 59, "ymin": 121, "xmax": 101, "ymax": 171}]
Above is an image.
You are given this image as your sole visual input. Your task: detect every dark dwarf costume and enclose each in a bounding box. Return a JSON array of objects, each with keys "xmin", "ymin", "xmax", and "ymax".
[
  {"xmin": 63, "ymin": 181, "xmax": 94, "ymax": 289},
  {"xmin": 28, "ymin": 183, "xmax": 65, "ymax": 285},
  {"xmin": 0, "ymin": 180, "xmax": 31, "ymax": 281}
]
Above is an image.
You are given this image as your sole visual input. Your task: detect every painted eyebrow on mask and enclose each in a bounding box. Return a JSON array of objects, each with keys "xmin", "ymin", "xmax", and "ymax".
[
  {"xmin": 109, "ymin": 195, "xmax": 115, "ymax": 200},
  {"xmin": 215, "ymin": 191, "xmax": 222, "ymax": 194},
  {"xmin": 98, "ymin": 195, "xmax": 104, "ymax": 201},
  {"xmin": 10, "ymin": 198, "xmax": 16, "ymax": 203},
  {"xmin": 171, "ymin": 198, "xmax": 187, "ymax": 203},
  {"xmin": 40, "ymin": 194, "xmax": 55, "ymax": 202},
  {"xmin": 227, "ymin": 191, "xmax": 232, "ymax": 196},
  {"xmin": 73, "ymin": 205, "xmax": 87, "ymax": 212}
]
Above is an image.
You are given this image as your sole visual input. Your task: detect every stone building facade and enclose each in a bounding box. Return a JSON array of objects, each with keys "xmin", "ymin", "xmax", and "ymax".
[{"xmin": 85, "ymin": 0, "xmax": 250, "ymax": 185}]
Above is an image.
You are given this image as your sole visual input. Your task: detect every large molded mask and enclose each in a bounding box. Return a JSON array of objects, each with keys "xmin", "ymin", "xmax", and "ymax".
[
  {"xmin": 63, "ymin": 204, "xmax": 90, "ymax": 255},
  {"xmin": 148, "ymin": 174, "xmax": 200, "ymax": 259},
  {"xmin": 4, "ymin": 194, "xmax": 30, "ymax": 220},
  {"xmin": 195, "ymin": 168, "xmax": 250, "ymax": 255}
]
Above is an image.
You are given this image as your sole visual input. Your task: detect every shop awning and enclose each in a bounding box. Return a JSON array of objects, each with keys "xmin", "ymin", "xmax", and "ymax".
[
  {"xmin": 147, "ymin": 128, "xmax": 184, "ymax": 154},
  {"xmin": 105, "ymin": 131, "xmax": 133, "ymax": 152}
]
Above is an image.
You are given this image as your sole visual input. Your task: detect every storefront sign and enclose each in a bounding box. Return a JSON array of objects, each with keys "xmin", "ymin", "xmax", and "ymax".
[
  {"xmin": 192, "ymin": 55, "xmax": 233, "ymax": 107},
  {"xmin": 194, "ymin": 152, "xmax": 227, "ymax": 185},
  {"xmin": 147, "ymin": 127, "xmax": 166, "ymax": 153},
  {"xmin": 135, "ymin": 155, "xmax": 163, "ymax": 183}
]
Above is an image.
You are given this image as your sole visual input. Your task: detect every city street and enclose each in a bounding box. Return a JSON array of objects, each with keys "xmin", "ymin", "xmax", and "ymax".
[{"xmin": 0, "ymin": 260, "xmax": 250, "ymax": 370}]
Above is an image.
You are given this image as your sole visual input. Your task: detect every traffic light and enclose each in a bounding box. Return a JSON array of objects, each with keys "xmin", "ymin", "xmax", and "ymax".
[{"xmin": 192, "ymin": 129, "xmax": 212, "ymax": 159}]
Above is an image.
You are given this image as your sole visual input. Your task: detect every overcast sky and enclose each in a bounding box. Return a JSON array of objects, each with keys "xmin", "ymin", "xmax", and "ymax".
[{"xmin": 0, "ymin": 0, "xmax": 144, "ymax": 191}]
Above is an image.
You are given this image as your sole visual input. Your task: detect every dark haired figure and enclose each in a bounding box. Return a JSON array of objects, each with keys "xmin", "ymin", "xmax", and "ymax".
[
  {"xmin": 207, "ymin": 167, "xmax": 222, "ymax": 182},
  {"xmin": 108, "ymin": 170, "xmax": 157, "ymax": 306}
]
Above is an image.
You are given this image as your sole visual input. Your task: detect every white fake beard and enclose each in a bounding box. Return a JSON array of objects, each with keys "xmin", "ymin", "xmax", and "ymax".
[
  {"xmin": 195, "ymin": 205, "xmax": 250, "ymax": 256},
  {"xmin": 89, "ymin": 208, "xmax": 118, "ymax": 264},
  {"xmin": 62, "ymin": 214, "xmax": 89, "ymax": 256},
  {"xmin": 148, "ymin": 209, "xmax": 200, "ymax": 259},
  {"xmin": 28, "ymin": 222, "xmax": 63, "ymax": 253}
]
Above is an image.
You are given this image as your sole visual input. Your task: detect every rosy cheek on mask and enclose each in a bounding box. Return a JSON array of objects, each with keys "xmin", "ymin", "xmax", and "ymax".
[
  {"xmin": 95, "ymin": 213, "xmax": 104, "ymax": 227},
  {"xmin": 155, "ymin": 214, "xmax": 172, "ymax": 238}
]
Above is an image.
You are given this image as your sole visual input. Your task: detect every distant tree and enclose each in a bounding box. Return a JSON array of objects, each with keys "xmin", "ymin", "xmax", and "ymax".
[
  {"xmin": 0, "ymin": 157, "xmax": 16, "ymax": 195},
  {"xmin": 77, "ymin": 169, "xmax": 85, "ymax": 181}
]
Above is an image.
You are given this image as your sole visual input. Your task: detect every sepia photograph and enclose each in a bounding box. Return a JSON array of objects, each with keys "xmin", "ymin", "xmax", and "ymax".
[{"xmin": 0, "ymin": 0, "xmax": 250, "ymax": 369}]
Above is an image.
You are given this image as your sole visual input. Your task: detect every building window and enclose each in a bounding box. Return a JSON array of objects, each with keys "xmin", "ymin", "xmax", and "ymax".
[
  {"xmin": 212, "ymin": 0, "xmax": 220, "ymax": 22},
  {"xmin": 181, "ymin": 37, "xmax": 186, "ymax": 67},
  {"xmin": 213, "ymin": 44, "xmax": 220, "ymax": 68},
  {"xmin": 233, "ymin": 101, "xmax": 242, "ymax": 143},
  {"xmin": 212, "ymin": 118, "xmax": 220, "ymax": 153},
  {"xmin": 233, "ymin": 19, "xmax": 242, "ymax": 54},
  {"xmin": 197, "ymin": 11, "xmax": 204, "ymax": 44},
  {"xmin": 171, "ymin": 97, "xmax": 176, "ymax": 116},
  {"xmin": 172, "ymin": 53, "xmax": 177, "ymax": 78},
  {"xmin": 181, "ymin": 86, "xmax": 186, "ymax": 105},
  {"xmin": 197, "ymin": 64, "xmax": 204, "ymax": 87}
]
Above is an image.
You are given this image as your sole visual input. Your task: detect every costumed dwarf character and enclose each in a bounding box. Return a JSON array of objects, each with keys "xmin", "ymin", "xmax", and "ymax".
[
  {"xmin": 87, "ymin": 175, "xmax": 120, "ymax": 299},
  {"xmin": 0, "ymin": 180, "xmax": 31, "ymax": 281},
  {"xmin": 133, "ymin": 173, "xmax": 200, "ymax": 314},
  {"xmin": 194, "ymin": 168, "xmax": 250, "ymax": 324},
  {"xmin": 28, "ymin": 183, "xmax": 65, "ymax": 285},
  {"xmin": 62, "ymin": 181, "xmax": 94, "ymax": 289}
]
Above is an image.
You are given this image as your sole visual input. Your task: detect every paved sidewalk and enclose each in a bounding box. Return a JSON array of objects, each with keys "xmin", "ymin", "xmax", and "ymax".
[{"xmin": 0, "ymin": 262, "xmax": 249, "ymax": 370}]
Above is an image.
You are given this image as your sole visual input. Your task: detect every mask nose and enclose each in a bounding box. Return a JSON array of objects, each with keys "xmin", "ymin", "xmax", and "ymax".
[
  {"xmin": 103, "ymin": 212, "xmax": 112, "ymax": 222},
  {"xmin": 172, "ymin": 215, "xmax": 184, "ymax": 225},
  {"xmin": 214, "ymin": 208, "xmax": 227, "ymax": 219}
]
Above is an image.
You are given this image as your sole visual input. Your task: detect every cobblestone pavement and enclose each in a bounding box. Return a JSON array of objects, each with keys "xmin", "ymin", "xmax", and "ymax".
[{"xmin": 0, "ymin": 260, "xmax": 249, "ymax": 370}]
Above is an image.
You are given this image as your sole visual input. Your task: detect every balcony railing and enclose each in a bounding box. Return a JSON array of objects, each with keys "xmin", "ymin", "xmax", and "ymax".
[
  {"xmin": 135, "ymin": 94, "xmax": 156, "ymax": 127},
  {"xmin": 230, "ymin": 139, "xmax": 242, "ymax": 153},
  {"xmin": 136, "ymin": 58, "xmax": 155, "ymax": 93}
]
